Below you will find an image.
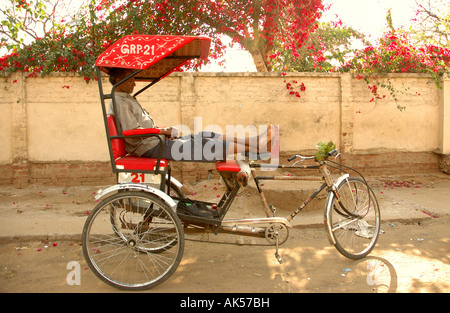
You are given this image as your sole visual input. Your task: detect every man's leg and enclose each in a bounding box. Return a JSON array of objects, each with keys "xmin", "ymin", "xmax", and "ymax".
[{"xmin": 219, "ymin": 125, "xmax": 273, "ymax": 154}]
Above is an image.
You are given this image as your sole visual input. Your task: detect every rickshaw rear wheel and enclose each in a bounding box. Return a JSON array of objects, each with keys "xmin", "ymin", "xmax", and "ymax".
[{"xmin": 82, "ymin": 191, "xmax": 184, "ymax": 290}]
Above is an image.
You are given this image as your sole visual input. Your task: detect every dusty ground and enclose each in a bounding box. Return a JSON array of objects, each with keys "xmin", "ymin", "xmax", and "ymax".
[{"xmin": 0, "ymin": 172, "xmax": 449, "ymax": 294}]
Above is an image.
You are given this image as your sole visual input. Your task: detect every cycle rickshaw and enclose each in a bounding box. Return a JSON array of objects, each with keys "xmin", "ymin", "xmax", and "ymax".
[{"xmin": 81, "ymin": 35, "xmax": 381, "ymax": 290}]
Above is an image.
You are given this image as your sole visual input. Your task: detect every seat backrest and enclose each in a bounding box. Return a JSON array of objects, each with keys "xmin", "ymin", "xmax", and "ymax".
[{"xmin": 107, "ymin": 115, "xmax": 127, "ymax": 160}]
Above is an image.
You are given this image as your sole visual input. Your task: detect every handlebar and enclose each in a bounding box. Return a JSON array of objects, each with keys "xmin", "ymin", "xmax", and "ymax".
[
  {"xmin": 329, "ymin": 149, "xmax": 338, "ymax": 156},
  {"xmin": 287, "ymin": 154, "xmax": 315, "ymax": 162},
  {"xmin": 288, "ymin": 149, "xmax": 339, "ymax": 162}
]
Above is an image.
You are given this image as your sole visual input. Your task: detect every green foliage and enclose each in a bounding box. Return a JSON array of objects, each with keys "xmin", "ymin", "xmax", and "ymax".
[
  {"xmin": 0, "ymin": 0, "xmax": 55, "ymax": 51},
  {"xmin": 273, "ymin": 21, "xmax": 369, "ymax": 72},
  {"xmin": 410, "ymin": 0, "xmax": 450, "ymax": 48},
  {"xmin": 315, "ymin": 140, "xmax": 336, "ymax": 162}
]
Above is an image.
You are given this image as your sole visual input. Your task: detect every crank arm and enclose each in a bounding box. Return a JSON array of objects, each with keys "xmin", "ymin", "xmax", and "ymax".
[{"xmin": 274, "ymin": 235, "xmax": 283, "ymax": 264}]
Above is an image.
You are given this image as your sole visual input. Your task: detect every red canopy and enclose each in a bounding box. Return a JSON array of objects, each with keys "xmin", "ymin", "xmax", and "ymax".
[{"xmin": 95, "ymin": 35, "xmax": 211, "ymax": 81}]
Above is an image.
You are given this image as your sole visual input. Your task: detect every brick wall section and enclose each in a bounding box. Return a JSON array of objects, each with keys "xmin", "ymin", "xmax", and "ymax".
[
  {"xmin": 0, "ymin": 72, "xmax": 449, "ymax": 187},
  {"xmin": 0, "ymin": 164, "xmax": 13, "ymax": 185},
  {"xmin": 0, "ymin": 151, "xmax": 438, "ymax": 187},
  {"xmin": 27, "ymin": 162, "xmax": 115, "ymax": 186}
]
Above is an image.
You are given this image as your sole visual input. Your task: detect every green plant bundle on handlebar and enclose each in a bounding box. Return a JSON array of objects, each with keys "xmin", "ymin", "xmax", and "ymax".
[{"xmin": 315, "ymin": 141, "xmax": 336, "ymax": 162}]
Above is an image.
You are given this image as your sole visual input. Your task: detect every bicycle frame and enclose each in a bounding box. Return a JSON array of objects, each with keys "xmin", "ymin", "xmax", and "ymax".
[
  {"xmin": 176, "ymin": 158, "xmax": 346, "ymax": 231},
  {"xmin": 252, "ymin": 157, "xmax": 368, "ymax": 219},
  {"xmin": 250, "ymin": 162, "xmax": 328, "ymax": 221}
]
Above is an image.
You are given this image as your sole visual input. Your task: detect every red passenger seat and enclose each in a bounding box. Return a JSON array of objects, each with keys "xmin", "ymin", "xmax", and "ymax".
[{"xmin": 107, "ymin": 115, "xmax": 167, "ymax": 171}]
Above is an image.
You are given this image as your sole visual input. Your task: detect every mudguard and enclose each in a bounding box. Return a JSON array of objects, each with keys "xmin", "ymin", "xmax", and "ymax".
[
  {"xmin": 324, "ymin": 174, "xmax": 350, "ymax": 245},
  {"xmin": 95, "ymin": 183, "xmax": 177, "ymax": 210},
  {"xmin": 168, "ymin": 175, "xmax": 183, "ymax": 189}
]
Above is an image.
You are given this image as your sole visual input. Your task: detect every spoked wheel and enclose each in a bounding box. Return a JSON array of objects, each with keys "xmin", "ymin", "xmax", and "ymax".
[
  {"xmin": 82, "ymin": 191, "xmax": 184, "ymax": 290},
  {"xmin": 326, "ymin": 177, "xmax": 380, "ymax": 259}
]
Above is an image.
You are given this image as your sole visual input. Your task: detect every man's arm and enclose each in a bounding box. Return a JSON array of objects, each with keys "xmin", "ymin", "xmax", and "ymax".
[{"xmin": 158, "ymin": 127, "xmax": 179, "ymax": 139}]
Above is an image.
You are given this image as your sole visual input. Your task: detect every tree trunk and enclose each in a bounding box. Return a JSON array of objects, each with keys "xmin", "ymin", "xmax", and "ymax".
[{"xmin": 250, "ymin": 49, "xmax": 271, "ymax": 72}]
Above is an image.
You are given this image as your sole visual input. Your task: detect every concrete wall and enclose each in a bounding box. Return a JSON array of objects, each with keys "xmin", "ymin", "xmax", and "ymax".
[{"xmin": 1, "ymin": 71, "xmax": 448, "ymax": 187}]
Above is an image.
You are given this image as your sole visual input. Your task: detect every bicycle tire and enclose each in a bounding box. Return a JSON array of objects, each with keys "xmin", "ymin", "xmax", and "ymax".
[
  {"xmin": 82, "ymin": 191, "xmax": 184, "ymax": 290},
  {"xmin": 325, "ymin": 177, "xmax": 380, "ymax": 259}
]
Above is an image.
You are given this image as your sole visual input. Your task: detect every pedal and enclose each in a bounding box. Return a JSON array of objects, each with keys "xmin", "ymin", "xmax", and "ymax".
[{"xmin": 275, "ymin": 251, "xmax": 283, "ymax": 264}]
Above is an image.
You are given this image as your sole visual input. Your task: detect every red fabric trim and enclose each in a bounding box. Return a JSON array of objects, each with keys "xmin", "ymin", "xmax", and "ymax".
[{"xmin": 123, "ymin": 128, "xmax": 160, "ymax": 136}]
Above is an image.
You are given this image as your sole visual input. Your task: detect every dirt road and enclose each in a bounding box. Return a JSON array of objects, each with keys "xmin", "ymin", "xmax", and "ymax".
[
  {"xmin": 0, "ymin": 217, "xmax": 449, "ymax": 293},
  {"xmin": 0, "ymin": 173, "xmax": 449, "ymax": 293}
]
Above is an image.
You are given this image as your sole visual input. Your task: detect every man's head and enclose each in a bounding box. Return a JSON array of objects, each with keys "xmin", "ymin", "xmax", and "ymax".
[{"xmin": 109, "ymin": 68, "xmax": 136, "ymax": 94}]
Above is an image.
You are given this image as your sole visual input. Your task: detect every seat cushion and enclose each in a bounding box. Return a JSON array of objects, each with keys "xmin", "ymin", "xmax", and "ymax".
[
  {"xmin": 107, "ymin": 115, "xmax": 127, "ymax": 159},
  {"xmin": 216, "ymin": 160, "xmax": 241, "ymax": 172}
]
